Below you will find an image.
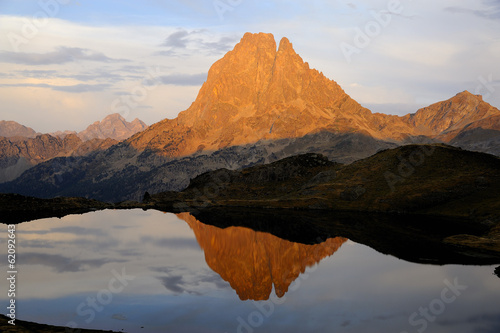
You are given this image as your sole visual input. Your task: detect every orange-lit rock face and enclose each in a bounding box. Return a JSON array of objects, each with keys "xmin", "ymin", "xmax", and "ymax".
[
  {"xmin": 126, "ymin": 33, "xmax": 413, "ymax": 157},
  {"xmin": 125, "ymin": 33, "xmax": 500, "ymax": 158},
  {"xmin": 178, "ymin": 212, "xmax": 347, "ymax": 301}
]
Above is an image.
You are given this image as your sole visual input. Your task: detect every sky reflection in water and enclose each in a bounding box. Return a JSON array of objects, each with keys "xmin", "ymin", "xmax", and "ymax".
[{"xmin": 0, "ymin": 209, "xmax": 499, "ymax": 333}]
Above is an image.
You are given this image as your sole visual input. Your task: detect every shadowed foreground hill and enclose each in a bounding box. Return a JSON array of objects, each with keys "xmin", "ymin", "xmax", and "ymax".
[{"xmin": 150, "ymin": 144, "xmax": 500, "ymax": 219}]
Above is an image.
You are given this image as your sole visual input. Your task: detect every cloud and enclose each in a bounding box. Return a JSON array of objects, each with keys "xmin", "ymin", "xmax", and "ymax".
[
  {"xmin": 19, "ymin": 252, "xmax": 120, "ymax": 273},
  {"xmin": 153, "ymin": 267, "xmax": 229, "ymax": 294},
  {"xmin": 0, "ymin": 46, "xmax": 129, "ymax": 65},
  {"xmin": 15, "ymin": 69, "xmax": 58, "ymax": 78},
  {"xmin": 159, "ymin": 275, "xmax": 186, "ymax": 293},
  {"xmin": 154, "ymin": 73, "xmax": 207, "ymax": 86},
  {"xmin": 53, "ymin": 83, "xmax": 111, "ymax": 93},
  {"xmin": 14, "ymin": 67, "xmax": 141, "ymax": 83},
  {"xmin": 161, "ymin": 29, "xmax": 195, "ymax": 48},
  {"xmin": 445, "ymin": 0, "xmax": 500, "ymax": 20},
  {"xmin": 159, "ymin": 29, "xmax": 238, "ymax": 56},
  {"xmin": 202, "ymin": 36, "xmax": 241, "ymax": 54},
  {"xmin": 142, "ymin": 236, "xmax": 201, "ymax": 250},
  {"xmin": 0, "ymin": 82, "xmax": 111, "ymax": 93},
  {"xmin": 23, "ymin": 226, "xmax": 105, "ymax": 235}
]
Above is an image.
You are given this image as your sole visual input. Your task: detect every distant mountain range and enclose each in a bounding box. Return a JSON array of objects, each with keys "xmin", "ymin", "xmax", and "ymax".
[
  {"xmin": 0, "ymin": 114, "xmax": 147, "ymax": 182},
  {"xmin": 0, "ymin": 32, "xmax": 499, "ymax": 201},
  {"xmin": 0, "ymin": 113, "xmax": 147, "ymax": 141}
]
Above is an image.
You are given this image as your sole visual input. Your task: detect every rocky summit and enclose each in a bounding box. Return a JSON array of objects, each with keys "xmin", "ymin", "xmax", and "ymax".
[
  {"xmin": 127, "ymin": 32, "xmax": 414, "ymax": 157},
  {"xmin": 78, "ymin": 113, "xmax": 148, "ymax": 141},
  {"xmin": 0, "ymin": 120, "xmax": 39, "ymax": 138}
]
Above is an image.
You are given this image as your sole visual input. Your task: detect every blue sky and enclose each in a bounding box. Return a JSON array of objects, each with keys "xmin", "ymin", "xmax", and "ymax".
[{"xmin": 0, "ymin": 0, "xmax": 499, "ymax": 132}]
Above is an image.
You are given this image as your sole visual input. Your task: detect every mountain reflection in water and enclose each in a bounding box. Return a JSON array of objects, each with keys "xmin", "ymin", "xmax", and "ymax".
[
  {"xmin": 178, "ymin": 212, "xmax": 347, "ymax": 300},
  {"xmin": 1, "ymin": 209, "xmax": 499, "ymax": 333}
]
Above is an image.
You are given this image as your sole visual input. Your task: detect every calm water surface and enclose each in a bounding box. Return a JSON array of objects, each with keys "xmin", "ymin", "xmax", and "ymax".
[{"xmin": 1, "ymin": 209, "xmax": 499, "ymax": 333}]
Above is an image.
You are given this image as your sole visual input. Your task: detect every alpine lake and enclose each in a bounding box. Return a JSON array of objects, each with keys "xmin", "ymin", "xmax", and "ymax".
[{"xmin": 1, "ymin": 208, "xmax": 499, "ymax": 333}]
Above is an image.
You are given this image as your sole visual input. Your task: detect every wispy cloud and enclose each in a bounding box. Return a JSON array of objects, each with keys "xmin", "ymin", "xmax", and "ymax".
[
  {"xmin": 159, "ymin": 29, "xmax": 239, "ymax": 56},
  {"xmin": 153, "ymin": 267, "xmax": 229, "ymax": 294},
  {"xmin": 15, "ymin": 68, "xmax": 141, "ymax": 82},
  {"xmin": 0, "ymin": 82, "xmax": 111, "ymax": 93},
  {"xmin": 0, "ymin": 46, "xmax": 129, "ymax": 65},
  {"xmin": 445, "ymin": 0, "xmax": 500, "ymax": 20},
  {"xmin": 19, "ymin": 252, "xmax": 120, "ymax": 273},
  {"xmin": 161, "ymin": 29, "xmax": 205, "ymax": 48},
  {"xmin": 144, "ymin": 73, "xmax": 207, "ymax": 86}
]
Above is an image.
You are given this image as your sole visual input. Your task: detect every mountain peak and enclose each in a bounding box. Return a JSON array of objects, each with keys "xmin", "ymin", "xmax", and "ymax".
[
  {"xmin": 240, "ymin": 32, "xmax": 276, "ymax": 47},
  {"xmin": 454, "ymin": 90, "xmax": 483, "ymax": 101},
  {"xmin": 277, "ymin": 36, "xmax": 293, "ymax": 53},
  {"xmin": 0, "ymin": 120, "xmax": 38, "ymax": 138},
  {"xmin": 105, "ymin": 113, "xmax": 126, "ymax": 121},
  {"xmin": 130, "ymin": 32, "xmax": 374, "ymax": 156},
  {"xmin": 407, "ymin": 90, "xmax": 499, "ymax": 135},
  {"xmin": 78, "ymin": 113, "xmax": 147, "ymax": 141}
]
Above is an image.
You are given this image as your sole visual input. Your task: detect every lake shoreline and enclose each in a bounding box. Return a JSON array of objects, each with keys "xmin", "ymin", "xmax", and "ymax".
[
  {"xmin": 0, "ymin": 314, "xmax": 121, "ymax": 333},
  {"xmin": 1, "ymin": 193, "xmax": 500, "ymax": 263}
]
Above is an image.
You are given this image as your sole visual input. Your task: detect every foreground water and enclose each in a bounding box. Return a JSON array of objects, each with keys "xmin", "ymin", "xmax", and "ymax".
[{"xmin": 1, "ymin": 209, "xmax": 499, "ymax": 333}]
